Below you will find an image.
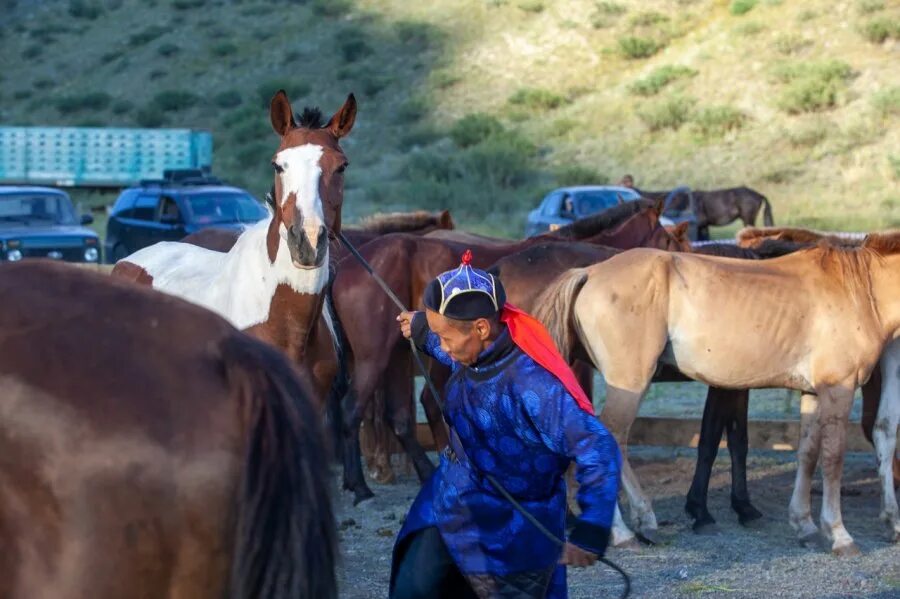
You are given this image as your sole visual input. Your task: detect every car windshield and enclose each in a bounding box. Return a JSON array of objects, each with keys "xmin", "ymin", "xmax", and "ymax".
[
  {"xmin": 0, "ymin": 194, "xmax": 77, "ymax": 225},
  {"xmin": 182, "ymin": 192, "xmax": 268, "ymax": 224},
  {"xmin": 574, "ymin": 190, "xmax": 639, "ymax": 216}
]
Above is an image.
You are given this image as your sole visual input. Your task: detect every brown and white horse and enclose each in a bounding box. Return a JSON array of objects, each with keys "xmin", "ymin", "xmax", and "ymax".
[
  {"xmin": 0, "ymin": 261, "xmax": 336, "ymax": 599},
  {"xmin": 113, "ymin": 90, "xmax": 356, "ymax": 403},
  {"xmin": 536, "ymin": 234, "xmax": 900, "ymax": 555}
]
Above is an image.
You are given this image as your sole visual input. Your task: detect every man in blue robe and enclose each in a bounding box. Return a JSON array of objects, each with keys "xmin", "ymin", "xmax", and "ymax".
[{"xmin": 390, "ymin": 251, "xmax": 622, "ymax": 599}]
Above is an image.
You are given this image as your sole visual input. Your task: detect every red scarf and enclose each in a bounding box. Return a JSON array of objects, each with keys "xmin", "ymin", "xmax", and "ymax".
[{"xmin": 499, "ymin": 303, "xmax": 594, "ymax": 415}]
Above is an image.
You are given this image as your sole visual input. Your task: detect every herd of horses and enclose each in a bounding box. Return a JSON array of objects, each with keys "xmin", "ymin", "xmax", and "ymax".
[{"xmin": 1, "ymin": 90, "xmax": 898, "ymax": 598}]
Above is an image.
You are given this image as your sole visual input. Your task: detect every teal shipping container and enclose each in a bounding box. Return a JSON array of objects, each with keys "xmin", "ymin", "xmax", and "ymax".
[{"xmin": 0, "ymin": 126, "xmax": 213, "ymax": 187}]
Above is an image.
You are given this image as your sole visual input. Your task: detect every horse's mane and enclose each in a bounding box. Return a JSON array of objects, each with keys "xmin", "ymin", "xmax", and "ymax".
[
  {"xmin": 863, "ymin": 230, "xmax": 900, "ymax": 255},
  {"xmin": 355, "ymin": 210, "xmax": 453, "ymax": 234},
  {"xmin": 693, "ymin": 243, "xmax": 761, "ymax": 260},
  {"xmin": 296, "ymin": 107, "xmax": 325, "ymax": 129},
  {"xmin": 552, "ymin": 198, "xmax": 655, "ymax": 239},
  {"xmin": 737, "ymin": 226, "xmax": 865, "ymax": 248}
]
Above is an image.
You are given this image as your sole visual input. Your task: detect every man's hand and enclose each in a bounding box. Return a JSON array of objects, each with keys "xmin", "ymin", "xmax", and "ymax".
[
  {"xmin": 559, "ymin": 542, "xmax": 597, "ymax": 567},
  {"xmin": 396, "ymin": 311, "xmax": 418, "ymax": 339}
]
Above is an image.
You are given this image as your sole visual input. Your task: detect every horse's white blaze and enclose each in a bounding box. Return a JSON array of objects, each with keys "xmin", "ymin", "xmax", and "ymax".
[
  {"xmin": 274, "ymin": 144, "xmax": 326, "ymax": 250},
  {"xmin": 122, "ymin": 217, "xmax": 328, "ymax": 329}
]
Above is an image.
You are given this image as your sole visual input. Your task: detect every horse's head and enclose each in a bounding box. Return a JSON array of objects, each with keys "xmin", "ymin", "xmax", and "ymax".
[
  {"xmin": 268, "ymin": 89, "xmax": 357, "ymax": 269},
  {"xmin": 640, "ymin": 198, "xmax": 691, "ymax": 252}
]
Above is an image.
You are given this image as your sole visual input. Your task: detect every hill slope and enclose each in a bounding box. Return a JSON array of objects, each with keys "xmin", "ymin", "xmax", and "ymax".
[{"xmin": 1, "ymin": 0, "xmax": 898, "ymax": 236}]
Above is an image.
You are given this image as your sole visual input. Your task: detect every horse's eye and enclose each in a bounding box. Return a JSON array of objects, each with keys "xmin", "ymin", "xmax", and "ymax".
[
  {"xmin": 271, "ymin": 161, "xmax": 284, "ymax": 174},
  {"xmin": 336, "ymin": 162, "xmax": 348, "ymax": 174}
]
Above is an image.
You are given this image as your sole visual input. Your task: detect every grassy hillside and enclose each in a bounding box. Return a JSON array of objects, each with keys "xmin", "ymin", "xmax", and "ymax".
[{"xmin": 1, "ymin": 0, "xmax": 898, "ymax": 238}]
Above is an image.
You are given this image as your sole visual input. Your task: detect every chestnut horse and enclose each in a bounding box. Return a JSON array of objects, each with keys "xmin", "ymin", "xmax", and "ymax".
[
  {"xmin": 0, "ymin": 261, "xmax": 336, "ymax": 599},
  {"xmin": 536, "ymin": 234, "xmax": 900, "ymax": 554},
  {"xmin": 334, "ymin": 201, "xmax": 690, "ymax": 503},
  {"xmin": 113, "ymin": 90, "xmax": 356, "ymax": 405}
]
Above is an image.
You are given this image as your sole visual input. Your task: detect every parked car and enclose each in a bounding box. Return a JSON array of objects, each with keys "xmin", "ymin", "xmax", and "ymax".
[
  {"xmin": 0, "ymin": 186, "xmax": 101, "ymax": 263},
  {"xmin": 104, "ymin": 170, "xmax": 269, "ymax": 263},
  {"xmin": 524, "ymin": 185, "xmax": 699, "ymax": 239}
]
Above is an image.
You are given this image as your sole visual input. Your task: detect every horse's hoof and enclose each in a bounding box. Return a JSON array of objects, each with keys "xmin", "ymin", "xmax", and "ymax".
[
  {"xmin": 734, "ymin": 503, "xmax": 764, "ymax": 526},
  {"xmin": 637, "ymin": 526, "xmax": 661, "ymax": 545},
  {"xmin": 832, "ymin": 542, "xmax": 862, "ymax": 558},
  {"xmin": 613, "ymin": 537, "xmax": 642, "ymax": 552},
  {"xmin": 352, "ymin": 488, "xmax": 375, "ymax": 506},
  {"xmin": 740, "ymin": 515, "xmax": 766, "ymax": 530},
  {"xmin": 692, "ymin": 521, "xmax": 720, "ymax": 536},
  {"xmin": 368, "ymin": 467, "xmax": 395, "ymax": 485},
  {"xmin": 799, "ymin": 531, "xmax": 822, "ymax": 550},
  {"xmin": 889, "ymin": 529, "xmax": 900, "ymax": 544}
]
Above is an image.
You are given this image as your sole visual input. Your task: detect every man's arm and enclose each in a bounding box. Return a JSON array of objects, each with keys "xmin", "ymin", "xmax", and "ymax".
[
  {"xmin": 397, "ymin": 311, "xmax": 453, "ymax": 367},
  {"xmin": 521, "ymin": 375, "xmax": 622, "ymax": 559}
]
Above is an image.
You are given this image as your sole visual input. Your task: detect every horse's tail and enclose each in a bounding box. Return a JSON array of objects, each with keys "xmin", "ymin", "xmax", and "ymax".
[
  {"xmin": 532, "ymin": 268, "xmax": 590, "ymax": 363},
  {"xmin": 761, "ymin": 194, "xmax": 774, "ymax": 226},
  {"xmin": 221, "ymin": 333, "xmax": 338, "ymax": 599}
]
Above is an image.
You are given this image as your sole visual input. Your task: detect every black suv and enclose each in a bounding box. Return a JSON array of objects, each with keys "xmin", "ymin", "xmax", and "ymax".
[
  {"xmin": 104, "ymin": 170, "xmax": 269, "ymax": 263},
  {"xmin": 0, "ymin": 186, "xmax": 100, "ymax": 263}
]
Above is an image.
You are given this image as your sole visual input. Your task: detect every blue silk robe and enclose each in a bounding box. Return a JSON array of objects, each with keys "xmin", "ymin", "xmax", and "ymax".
[{"xmin": 391, "ymin": 316, "xmax": 622, "ymax": 598}]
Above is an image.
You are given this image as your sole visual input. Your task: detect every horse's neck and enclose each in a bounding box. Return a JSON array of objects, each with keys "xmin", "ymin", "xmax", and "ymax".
[
  {"xmin": 585, "ymin": 218, "xmax": 650, "ymax": 249},
  {"xmin": 220, "ymin": 219, "xmax": 329, "ymax": 330},
  {"xmin": 870, "ymin": 254, "xmax": 900, "ymax": 341}
]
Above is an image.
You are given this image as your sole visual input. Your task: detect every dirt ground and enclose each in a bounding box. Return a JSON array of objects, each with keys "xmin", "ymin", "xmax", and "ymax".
[{"xmin": 334, "ymin": 447, "xmax": 900, "ymax": 599}]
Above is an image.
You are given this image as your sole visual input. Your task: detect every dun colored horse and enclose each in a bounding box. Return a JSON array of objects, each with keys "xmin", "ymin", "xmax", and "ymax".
[
  {"xmin": 536, "ymin": 234, "xmax": 900, "ymax": 554},
  {"xmin": 0, "ymin": 261, "xmax": 336, "ymax": 598},
  {"xmin": 113, "ymin": 89, "xmax": 357, "ymax": 405}
]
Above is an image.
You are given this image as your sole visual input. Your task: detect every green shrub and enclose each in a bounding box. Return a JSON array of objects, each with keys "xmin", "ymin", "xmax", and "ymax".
[
  {"xmin": 773, "ymin": 33, "xmax": 812, "ymax": 55},
  {"xmin": 630, "ymin": 11, "xmax": 669, "ymax": 26},
  {"xmin": 637, "ymin": 95, "xmax": 695, "ymax": 131},
  {"xmin": 157, "ymin": 42, "xmax": 180, "ymax": 57},
  {"xmin": 152, "ymin": 90, "xmax": 197, "ymax": 112},
  {"xmin": 872, "ymin": 86, "xmax": 900, "ymax": 118},
  {"xmin": 692, "ymin": 105, "xmax": 747, "ymax": 137},
  {"xmin": 859, "ymin": 17, "xmax": 900, "ymax": 43},
  {"xmin": 211, "ymin": 42, "xmax": 238, "ymax": 57},
  {"xmin": 857, "ymin": 0, "xmax": 884, "ymax": 15},
  {"xmin": 68, "ymin": 0, "xmax": 103, "ymax": 19},
  {"xmin": 136, "ymin": 105, "xmax": 165, "ymax": 127},
  {"xmin": 508, "ymin": 87, "xmax": 568, "ymax": 110},
  {"xmin": 256, "ymin": 79, "xmax": 311, "ymax": 107},
  {"xmin": 311, "ymin": 0, "xmax": 351, "ymax": 17},
  {"xmin": 172, "ymin": 0, "xmax": 204, "ymax": 9},
  {"xmin": 22, "ymin": 45, "xmax": 42, "ymax": 59},
  {"xmin": 449, "ymin": 113, "xmax": 505, "ymax": 148},
  {"xmin": 629, "ymin": 65, "xmax": 697, "ymax": 96},
  {"xmin": 213, "ymin": 90, "xmax": 241, "ymax": 109},
  {"xmin": 111, "ymin": 99, "xmax": 133, "ymax": 114},
  {"xmin": 618, "ymin": 36, "xmax": 663, "ymax": 59},
  {"xmin": 518, "ymin": 0, "xmax": 544, "ymax": 12},
  {"xmin": 595, "ymin": 1, "xmax": 626, "ymax": 14},
  {"xmin": 129, "ymin": 25, "xmax": 166, "ymax": 47},
  {"xmin": 56, "ymin": 92, "xmax": 112, "ymax": 113},
  {"xmin": 774, "ymin": 60, "xmax": 854, "ymax": 114},
  {"xmin": 734, "ymin": 21, "xmax": 765, "ymax": 35},
  {"xmin": 554, "ymin": 165, "xmax": 609, "ymax": 186},
  {"xmin": 730, "ymin": 0, "xmax": 757, "ymax": 15}
]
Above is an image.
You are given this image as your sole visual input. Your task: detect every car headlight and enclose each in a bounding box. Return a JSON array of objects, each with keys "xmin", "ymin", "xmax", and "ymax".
[
  {"xmin": 84, "ymin": 247, "xmax": 99, "ymax": 262},
  {"xmin": 7, "ymin": 249, "xmax": 22, "ymax": 262}
]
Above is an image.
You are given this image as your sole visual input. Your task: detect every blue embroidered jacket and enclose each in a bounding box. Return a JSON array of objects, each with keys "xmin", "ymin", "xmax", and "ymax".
[{"xmin": 394, "ymin": 315, "xmax": 622, "ymax": 597}]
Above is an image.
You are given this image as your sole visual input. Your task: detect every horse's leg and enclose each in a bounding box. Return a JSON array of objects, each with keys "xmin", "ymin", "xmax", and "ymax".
[
  {"xmin": 874, "ymin": 346, "xmax": 900, "ymax": 542},
  {"xmin": 685, "ymin": 386, "xmax": 730, "ymax": 534},
  {"xmin": 387, "ymin": 347, "xmax": 436, "ymax": 483},
  {"xmin": 419, "ymin": 360, "xmax": 450, "ymax": 451},
  {"xmin": 789, "ymin": 392, "xmax": 822, "ymax": 547},
  {"xmin": 723, "ymin": 388, "xmax": 763, "ymax": 526},
  {"xmin": 342, "ymin": 362, "xmax": 381, "ymax": 504},
  {"xmin": 602, "ymin": 385, "xmax": 658, "ymax": 544},
  {"xmin": 367, "ymin": 387, "xmax": 395, "ymax": 484},
  {"xmin": 816, "ymin": 385, "xmax": 859, "ymax": 556}
]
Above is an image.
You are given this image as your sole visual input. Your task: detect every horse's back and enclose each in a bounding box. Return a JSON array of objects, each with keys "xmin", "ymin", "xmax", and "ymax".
[{"xmin": 0, "ymin": 261, "xmax": 249, "ymax": 598}]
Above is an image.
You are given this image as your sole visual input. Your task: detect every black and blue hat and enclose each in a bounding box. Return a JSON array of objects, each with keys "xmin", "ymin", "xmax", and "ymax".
[{"xmin": 423, "ymin": 250, "xmax": 506, "ymax": 320}]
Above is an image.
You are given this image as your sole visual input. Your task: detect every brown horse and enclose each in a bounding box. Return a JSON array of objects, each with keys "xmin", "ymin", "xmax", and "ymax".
[
  {"xmin": 335, "ymin": 201, "xmax": 690, "ymax": 503},
  {"xmin": 113, "ymin": 89, "xmax": 356, "ymax": 407},
  {"xmin": 536, "ymin": 234, "xmax": 900, "ymax": 554},
  {"xmin": 642, "ymin": 186, "xmax": 774, "ymax": 238},
  {"xmin": 0, "ymin": 261, "xmax": 336, "ymax": 599}
]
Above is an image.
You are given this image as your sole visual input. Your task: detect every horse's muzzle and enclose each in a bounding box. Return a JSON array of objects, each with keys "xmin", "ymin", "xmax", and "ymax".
[{"xmin": 288, "ymin": 225, "xmax": 328, "ymax": 269}]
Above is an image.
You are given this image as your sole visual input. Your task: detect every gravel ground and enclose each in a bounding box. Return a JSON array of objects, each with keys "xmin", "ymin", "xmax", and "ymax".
[{"xmin": 334, "ymin": 448, "xmax": 900, "ymax": 599}]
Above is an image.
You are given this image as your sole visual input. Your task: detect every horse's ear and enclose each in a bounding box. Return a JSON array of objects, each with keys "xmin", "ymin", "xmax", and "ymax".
[
  {"xmin": 440, "ymin": 209, "xmax": 454, "ymax": 229},
  {"xmin": 326, "ymin": 93, "xmax": 357, "ymax": 139},
  {"xmin": 270, "ymin": 89, "xmax": 296, "ymax": 137},
  {"xmin": 616, "ymin": 193, "xmax": 625, "ymax": 205},
  {"xmin": 672, "ymin": 221, "xmax": 690, "ymax": 241},
  {"xmin": 652, "ymin": 197, "xmax": 665, "ymax": 215}
]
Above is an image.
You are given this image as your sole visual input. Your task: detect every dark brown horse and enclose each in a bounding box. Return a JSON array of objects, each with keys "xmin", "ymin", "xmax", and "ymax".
[
  {"xmin": 335, "ymin": 201, "xmax": 690, "ymax": 503},
  {"xmin": 113, "ymin": 89, "xmax": 357, "ymax": 408},
  {"xmin": 641, "ymin": 186, "xmax": 774, "ymax": 238},
  {"xmin": 0, "ymin": 261, "xmax": 336, "ymax": 599}
]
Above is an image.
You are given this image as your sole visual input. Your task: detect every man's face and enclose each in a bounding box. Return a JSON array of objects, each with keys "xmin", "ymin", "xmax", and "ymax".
[{"xmin": 425, "ymin": 309, "xmax": 491, "ymax": 366}]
